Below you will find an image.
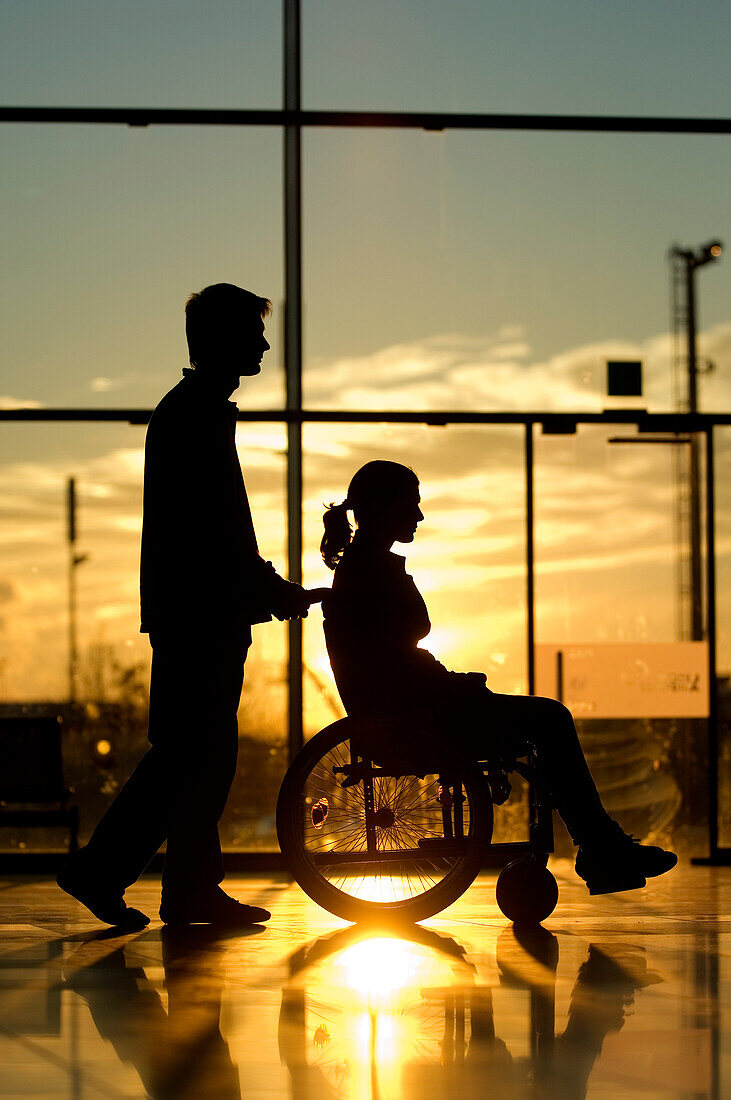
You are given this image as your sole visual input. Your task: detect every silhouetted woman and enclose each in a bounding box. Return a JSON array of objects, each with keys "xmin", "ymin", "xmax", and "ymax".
[{"xmin": 320, "ymin": 460, "xmax": 676, "ymax": 896}]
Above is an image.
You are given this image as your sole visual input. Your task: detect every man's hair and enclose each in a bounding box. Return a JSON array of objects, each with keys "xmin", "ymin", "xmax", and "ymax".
[{"xmin": 185, "ymin": 283, "xmax": 271, "ymax": 367}]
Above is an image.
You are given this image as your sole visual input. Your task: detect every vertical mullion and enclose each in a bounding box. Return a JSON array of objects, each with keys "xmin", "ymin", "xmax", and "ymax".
[
  {"xmin": 706, "ymin": 426, "xmax": 718, "ymax": 856},
  {"xmin": 526, "ymin": 421, "xmax": 535, "ymax": 695},
  {"xmin": 284, "ymin": 0, "xmax": 303, "ymax": 760}
]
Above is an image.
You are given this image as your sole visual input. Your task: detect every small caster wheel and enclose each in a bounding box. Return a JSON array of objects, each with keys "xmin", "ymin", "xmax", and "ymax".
[{"xmin": 496, "ymin": 859, "xmax": 558, "ymax": 925}]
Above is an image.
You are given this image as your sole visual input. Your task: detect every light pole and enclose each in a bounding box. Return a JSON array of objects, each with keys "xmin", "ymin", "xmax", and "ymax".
[
  {"xmin": 670, "ymin": 240, "xmax": 723, "ymax": 640},
  {"xmin": 67, "ymin": 477, "xmax": 88, "ymax": 703}
]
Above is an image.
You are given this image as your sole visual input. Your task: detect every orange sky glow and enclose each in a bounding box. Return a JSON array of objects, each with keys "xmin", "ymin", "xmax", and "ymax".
[{"xmin": 1, "ymin": 324, "xmax": 730, "ymax": 735}]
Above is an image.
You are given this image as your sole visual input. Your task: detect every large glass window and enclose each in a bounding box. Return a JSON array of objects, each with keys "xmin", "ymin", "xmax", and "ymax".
[
  {"xmin": 0, "ymin": 126, "xmax": 285, "ymax": 410},
  {"xmin": 535, "ymin": 424, "xmax": 706, "ymax": 855},
  {"xmin": 304, "ymin": 130, "xmax": 730, "ymax": 413},
  {"xmin": 2, "ymin": 2, "xmax": 728, "ymax": 859},
  {"xmin": 225, "ymin": 422, "xmax": 289, "ymax": 851},
  {"xmin": 303, "ymin": 422, "xmax": 529, "ymax": 841},
  {"xmin": 303, "ymin": 0, "xmax": 730, "ymax": 116},
  {"xmin": 0, "ymin": 422, "xmax": 148, "ymax": 703},
  {"xmin": 0, "ymin": 2, "xmax": 281, "ymax": 108},
  {"xmin": 0, "ymin": 421, "xmax": 288, "ymax": 851}
]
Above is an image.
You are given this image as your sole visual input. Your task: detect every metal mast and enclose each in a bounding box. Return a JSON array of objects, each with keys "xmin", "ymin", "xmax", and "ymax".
[{"xmin": 669, "ymin": 241, "xmax": 723, "ymax": 641}]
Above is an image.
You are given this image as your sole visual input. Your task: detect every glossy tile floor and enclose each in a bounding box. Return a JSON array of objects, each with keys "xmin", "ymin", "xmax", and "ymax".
[{"xmin": 1, "ymin": 860, "xmax": 730, "ymax": 1099}]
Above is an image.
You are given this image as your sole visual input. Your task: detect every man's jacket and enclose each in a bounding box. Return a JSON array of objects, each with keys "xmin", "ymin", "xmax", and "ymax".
[{"xmin": 140, "ymin": 369, "xmax": 283, "ymax": 643}]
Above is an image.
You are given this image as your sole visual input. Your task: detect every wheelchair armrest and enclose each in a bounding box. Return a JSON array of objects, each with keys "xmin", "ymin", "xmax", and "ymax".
[{"xmin": 512, "ymin": 760, "xmax": 533, "ymax": 782}]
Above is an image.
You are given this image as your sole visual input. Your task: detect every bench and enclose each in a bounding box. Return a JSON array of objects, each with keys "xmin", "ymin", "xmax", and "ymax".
[{"xmin": 0, "ymin": 716, "xmax": 79, "ymax": 854}]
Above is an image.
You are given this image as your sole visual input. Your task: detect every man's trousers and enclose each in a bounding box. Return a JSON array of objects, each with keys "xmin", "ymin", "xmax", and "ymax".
[{"xmin": 83, "ymin": 633, "xmax": 249, "ymax": 904}]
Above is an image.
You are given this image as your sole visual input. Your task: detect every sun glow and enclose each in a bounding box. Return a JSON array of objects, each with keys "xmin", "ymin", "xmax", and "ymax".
[
  {"xmin": 345, "ymin": 874, "xmax": 414, "ymax": 904},
  {"xmin": 417, "ymin": 626, "xmax": 459, "ymax": 664},
  {"xmin": 336, "ymin": 938, "xmax": 423, "ymax": 1005},
  {"xmin": 282, "ymin": 932, "xmax": 475, "ymax": 1100}
]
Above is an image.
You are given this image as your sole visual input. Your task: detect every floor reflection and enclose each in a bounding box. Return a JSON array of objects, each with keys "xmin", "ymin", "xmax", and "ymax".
[
  {"xmin": 1, "ymin": 868, "xmax": 729, "ymax": 1098},
  {"xmin": 63, "ymin": 925, "xmax": 262, "ymax": 1099},
  {"xmin": 496, "ymin": 927, "xmax": 662, "ymax": 1099},
  {"xmin": 279, "ymin": 923, "xmax": 663, "ymax": 1100},
  {"xmin": 280, "ymin": 924, "xmax": 476, "ymax": 1100}
]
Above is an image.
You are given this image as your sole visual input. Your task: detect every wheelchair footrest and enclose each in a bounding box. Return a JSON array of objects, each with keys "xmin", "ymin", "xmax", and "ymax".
[{"xmin": 417, "ymin": 837, "xmax": 470, "ymax": 854}]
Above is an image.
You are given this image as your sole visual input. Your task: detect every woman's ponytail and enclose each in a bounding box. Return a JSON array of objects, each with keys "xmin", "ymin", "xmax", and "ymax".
[{"xmin": 320, "ymin": 500, "xmax": 352, "ymax": 569}]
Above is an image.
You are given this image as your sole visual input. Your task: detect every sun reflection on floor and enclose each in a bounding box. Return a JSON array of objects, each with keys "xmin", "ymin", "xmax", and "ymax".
[
  {"xmin": 336, "ymin": 937, "xmax": 426, "ymax": 1004},
  {"xmin": 280, "ymin": 929, "xmax": 474, "ymax": 1100}
]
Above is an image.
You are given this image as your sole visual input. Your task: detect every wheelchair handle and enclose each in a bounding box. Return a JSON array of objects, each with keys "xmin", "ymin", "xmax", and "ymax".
[{"xmin": 305, "ymin": 587, "xmax": 330, "ymax": 606}]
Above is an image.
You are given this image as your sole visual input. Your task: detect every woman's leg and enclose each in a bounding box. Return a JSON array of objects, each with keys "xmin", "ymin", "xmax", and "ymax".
[
  {"xmin": 458, "ymin": 688, "xmax": 676, "ymax": 893},
  {"xmin": 475, "ymin": 692, "xmax": 614, "ymax": 845}
]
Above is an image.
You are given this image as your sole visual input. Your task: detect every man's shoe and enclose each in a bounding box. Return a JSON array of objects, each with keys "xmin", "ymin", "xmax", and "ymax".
[
  {"xmin": 57, "ymin": 862, "xmax": 149, "ymax": 930},
  {"xmin": 576, "ymin": 825, "xmax": 677, "ymax": 896},
  {"xmin": 159, "ymin": 888, "xmax": 271, "ymax": 927}
]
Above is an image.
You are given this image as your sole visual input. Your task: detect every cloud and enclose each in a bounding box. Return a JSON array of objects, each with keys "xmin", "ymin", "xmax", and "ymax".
[
  {"xmin": 88, "ymin": 372, "xmax": 171, "ymax": 394},
  {"xmin": 3, "ymin": 320, "xmax": 731, "ymax": 700},
  {"xmin": 221, "ymin": 318, "xmax": 731, "ymax": 416},
  {"xmin": 0, "ymin": 396, "xmax": 44, "ymax": 410},
  {"xmin": 304, "ymin": 322, "xmax": 731, "ymax": 413}
]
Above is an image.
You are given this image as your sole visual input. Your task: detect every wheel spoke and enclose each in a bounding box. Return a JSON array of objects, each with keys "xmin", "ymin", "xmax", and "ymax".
[{"xmin": 290, "ymin": 729, "xmax": 484, "ymax": 908}]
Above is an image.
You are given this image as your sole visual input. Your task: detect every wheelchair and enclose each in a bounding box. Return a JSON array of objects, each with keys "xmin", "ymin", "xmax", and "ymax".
[{"xmin": 276, "ymin": 712, "xmax": 560, "ymax": 926}]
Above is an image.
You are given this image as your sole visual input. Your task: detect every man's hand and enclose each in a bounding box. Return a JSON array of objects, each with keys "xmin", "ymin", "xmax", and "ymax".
[
  {"xmin": 270, "ymin": 580, "xmax": 310, "ymax": 622},
  {"xmin": 451, "ymin": 670, "xmax": 492, "ymax": 696}
]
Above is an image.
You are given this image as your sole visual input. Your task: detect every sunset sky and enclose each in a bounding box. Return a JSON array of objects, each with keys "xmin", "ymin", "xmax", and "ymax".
[{"xmin": 0, "ymin": 2, "xmax": 729, "ymax": 720}]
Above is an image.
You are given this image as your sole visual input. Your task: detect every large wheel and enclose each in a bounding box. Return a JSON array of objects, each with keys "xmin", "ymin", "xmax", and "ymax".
[{"xmin": 277, "ymin": 719, "xmax": 492, "ymax": 923}]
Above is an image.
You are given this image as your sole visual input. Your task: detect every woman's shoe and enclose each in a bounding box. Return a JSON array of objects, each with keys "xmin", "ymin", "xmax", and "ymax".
[{"xmin": 576, "ymin": 826, "xmax": 677, "ymax": 896}]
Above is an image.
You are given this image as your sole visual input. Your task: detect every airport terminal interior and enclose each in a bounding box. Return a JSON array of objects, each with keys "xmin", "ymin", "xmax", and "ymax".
[{"xmin": 2, "ymin": 1, "xmax": 731, "ymax": 1097}]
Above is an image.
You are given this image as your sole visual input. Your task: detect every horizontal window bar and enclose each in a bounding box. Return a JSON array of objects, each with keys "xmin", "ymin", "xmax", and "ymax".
[
  {"xmin": 0, "ymin": 107, "xmax": 729, "ymax": 135},
  {"xmin": 1, "ymin": 409, "xmax": 730, "ymax": 428}
]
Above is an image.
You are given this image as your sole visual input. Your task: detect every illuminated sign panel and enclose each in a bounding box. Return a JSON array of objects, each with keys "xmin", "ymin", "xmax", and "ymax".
[{"xmin": 535, "ymin": 644, "xmax": 709, "ymax": 718}]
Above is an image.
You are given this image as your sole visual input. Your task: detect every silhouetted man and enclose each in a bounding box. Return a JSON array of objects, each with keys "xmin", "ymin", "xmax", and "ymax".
[{"xmin": 58, "ymin": 283, "xmax": 308, "ymax": 928}]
